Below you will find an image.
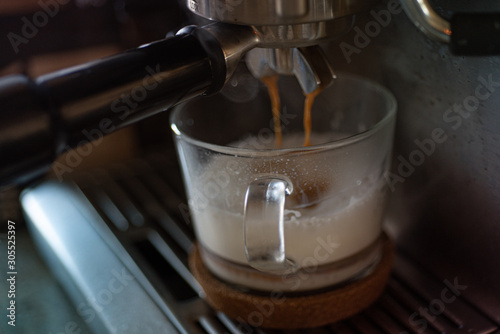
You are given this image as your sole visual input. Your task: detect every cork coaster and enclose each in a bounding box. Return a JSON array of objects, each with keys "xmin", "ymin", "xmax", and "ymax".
[{"xmin": 189, "ymin": 233, "xmax": 395, "ymax": 329}]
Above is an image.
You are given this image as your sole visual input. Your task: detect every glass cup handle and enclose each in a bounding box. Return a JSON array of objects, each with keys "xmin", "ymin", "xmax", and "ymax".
[{"xmin": 243, "ymin": 176, "xmax": 297, "ymax": 275}]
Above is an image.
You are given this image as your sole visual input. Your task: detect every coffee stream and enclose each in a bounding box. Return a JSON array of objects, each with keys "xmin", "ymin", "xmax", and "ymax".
[
  {"xmin": 303, "ymin": 87, "xmax": 323, "ymax": 147},
  {"xmin": 261, "ymin": 75, "xmax": 323, "ymax": 148},
  {"xmin": 260, "ymin": 75, "xmax": 283, "ymax": 148}
]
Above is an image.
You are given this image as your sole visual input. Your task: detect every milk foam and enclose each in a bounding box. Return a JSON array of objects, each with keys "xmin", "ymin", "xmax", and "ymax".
[{"xmin": 190, "ymin": 133, "xmax": 385, "ymax": 269}]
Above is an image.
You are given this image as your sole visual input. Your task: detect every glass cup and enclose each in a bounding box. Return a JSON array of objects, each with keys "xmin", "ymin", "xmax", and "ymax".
[{"xmin": 171, "ymin": 72, "xmax": 396, "ymax": 293}]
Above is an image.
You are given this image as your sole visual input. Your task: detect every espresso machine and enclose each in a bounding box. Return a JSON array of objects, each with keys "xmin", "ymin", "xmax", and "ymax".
[{"xmin": 1, "ymin": 0, "xmax": 499, "ymax": 333}]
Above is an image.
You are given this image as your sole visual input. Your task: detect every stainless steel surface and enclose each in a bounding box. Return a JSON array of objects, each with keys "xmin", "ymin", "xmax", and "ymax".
[
  {"xmin": 400, "ymin": 0, "xmax": 451, "ymax": 43},
  {"xmin": 292, "ymin": 46, "xmax": 336, "ymax": 93},
  {"xmin": 21, "ymin": 154, "xmax": 499, "ymax": 333},
  {"xmin": 179, "ymin": 23, "xmax": 259, "ymax": 83},
  {"xmin": 248, "ymin": 16, "xmax": 355, "ymax": 48},
  {"xmin": 182, "ymin": 18, "xmax": 346, "ymax": 95},
  {"xmin": 187, "ymin": 0, "xmax": 360, "ymax": 96},
  {"xmin": 187, "ymin": 0, "xmax": 379, "ymax": 25},
  {"xmin": 246, "ymin": 48, "xmax": 292, "ymax": 76},
  {"xmin": 22, "ymin": 181, "xmax": 178, "ymax": 334},
  {"xmin": 187, "ymin": 0, "xmax": 359, "ymax": 48},
  {"xmin": 325, "ymin": 0, "xmax": 500, "ymax": 322},
  {"xmin": 246, "ymin": 46, "xmax": 336, "ymax": 93},
  {"xmin": 275, "ymin": 0, "xmax": 308, "ymax": 19},
  {"xmin": 186, "ymin": 0, "xmax": 363, "ymax": 47}
]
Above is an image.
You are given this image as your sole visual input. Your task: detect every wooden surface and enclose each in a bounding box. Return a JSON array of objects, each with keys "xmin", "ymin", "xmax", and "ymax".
[{"xmin": 190, "ymin": 233, "xmax": 395, "ymax": 329}]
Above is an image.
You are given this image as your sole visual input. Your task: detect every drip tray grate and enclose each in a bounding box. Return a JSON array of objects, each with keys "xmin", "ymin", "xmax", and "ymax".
[{"xmin": 23, "ymin": 153, "xmax": 499, "ymax": 334}]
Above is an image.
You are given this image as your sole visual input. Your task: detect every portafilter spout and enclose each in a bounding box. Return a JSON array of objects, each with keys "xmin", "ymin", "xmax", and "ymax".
[
  {"xmin": 0, "ymin": 0, "xmax": 381, "ymax": 187},
  {"xmin": 245, "ymin": 47, "xmax": 335, "ymax": 94},
  {"xmin": 187, "ymin": 0, "xmax": 379, "ymax": 92}
]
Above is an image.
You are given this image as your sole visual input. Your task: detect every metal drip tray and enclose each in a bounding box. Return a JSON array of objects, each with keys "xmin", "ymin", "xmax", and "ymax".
[{"xmin": 21, "ymin": 153, "xmax": 499, "ymax": 334}]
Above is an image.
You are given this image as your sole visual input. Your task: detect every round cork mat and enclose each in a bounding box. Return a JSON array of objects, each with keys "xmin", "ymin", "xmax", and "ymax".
[{"xmin": 189, "ymin": 233, "xmax": 394, "ymax": 329}]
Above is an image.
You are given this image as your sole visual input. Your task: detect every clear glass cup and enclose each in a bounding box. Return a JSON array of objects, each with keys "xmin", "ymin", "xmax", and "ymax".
[{"xmin": 171, "ymin": 72, "xmax": 396, "ymax": 293}]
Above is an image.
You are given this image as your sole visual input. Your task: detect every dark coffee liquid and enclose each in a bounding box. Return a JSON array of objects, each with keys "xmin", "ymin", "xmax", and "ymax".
[
  {"xmin": 261, "ymin": 75, "xmax": 323, "ymax": 148},
  {"xmin": 303, "ymin": 87, "xmax": 323, "ymax": 147},
  {"xmin": 261, "ymin": 75, "xmax": 282, "ymax": 148}
]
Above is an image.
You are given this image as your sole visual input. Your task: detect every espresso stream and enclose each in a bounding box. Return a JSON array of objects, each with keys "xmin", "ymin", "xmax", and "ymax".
[
  {"xmin": 261, "ymin": 75, "xmax": 323, "ymax": 148},
  {"xmin": 192, "ymin": 77, "xmax": 384, "ymax": 286},
  {"xmin": 260, "ymin": 75, "xmax": 283, "ymax": 148}
]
